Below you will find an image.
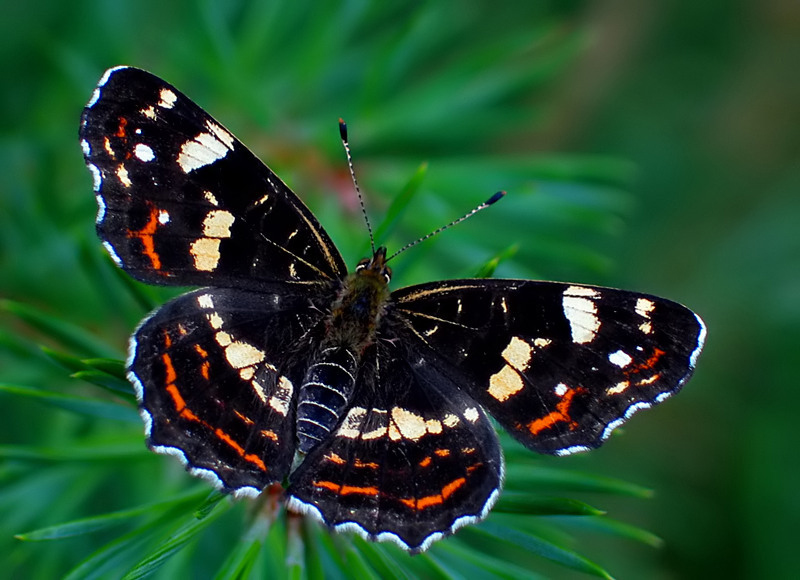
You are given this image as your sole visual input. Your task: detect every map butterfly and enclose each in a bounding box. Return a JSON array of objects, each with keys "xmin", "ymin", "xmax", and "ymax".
[{"xmin": 79, "ymin": 66, "xmax": 706, "ymax": 552}]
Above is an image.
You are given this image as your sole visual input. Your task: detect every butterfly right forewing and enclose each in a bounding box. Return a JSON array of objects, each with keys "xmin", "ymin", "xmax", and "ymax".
[{"xmin": 80, "ymin": 66, "xmax": 346, "ymax": 289}]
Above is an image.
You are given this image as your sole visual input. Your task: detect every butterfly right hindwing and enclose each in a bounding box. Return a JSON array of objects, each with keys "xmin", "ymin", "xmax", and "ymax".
[
  {"xmin": 286, "ymin": 339, "xmax": 503, "ymax": 552},
  {"xmin": 129, "ymin": 284, "xmax": 336, "ymax": 494}
]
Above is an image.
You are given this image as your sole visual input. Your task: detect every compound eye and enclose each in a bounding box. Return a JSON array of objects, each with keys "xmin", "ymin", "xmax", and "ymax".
[
  {"xmin": 355, "ymin": 258, "xmax": 369, "ymax": 272},
  {"xmin": 382, "ymin": 266, "xmax": 392, "ymax": 283}
]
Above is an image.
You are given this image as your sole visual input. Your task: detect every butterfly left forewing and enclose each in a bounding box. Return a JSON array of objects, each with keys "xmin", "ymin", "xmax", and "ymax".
[{"xmin": 393, "ymin": 279, "xmax": 706, "ymax": 455}]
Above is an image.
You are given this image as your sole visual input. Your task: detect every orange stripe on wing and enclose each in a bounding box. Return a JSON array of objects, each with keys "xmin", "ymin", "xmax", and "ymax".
[
  {"xmin": 214, "ymin": 428, "xmax": 268, "ymax": 472},
  {"xmin": 127, "ymin": 204, "xmax": 162, "ymax": 270},
  {"xmin": 160, "ymin": 352, "xmax": 267, "ymax": 473},
  {"xmin": 313, "ymin": 480, "xmax": 379, "ymax": 497},
  {"xmin": 527, "ymin": 386, "xmax": 585, "ymax": 435},
  {"xmin": 163, "ymin": 353, "xmax": 200, "ymax": 422},
  {"xmin": 399, "ymin": 476, "xmax": 467, "ymax": 510}
]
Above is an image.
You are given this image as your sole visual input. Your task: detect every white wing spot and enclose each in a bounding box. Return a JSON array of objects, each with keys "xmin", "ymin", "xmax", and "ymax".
[
  {"xmin": 501, "ymin": 336, "xmax": 533, "ymax": 371},
  {"xmin": 443, "ymin": 413, "xmax": 460, "ymax": 427},
  {"xmin": 204, "ymin": 190, "xmax": 220, "ymax": 206},
  {"xmin": 202, "ymin": 210, "xmax": 235, "ymax": 238},
  {"xmin": 215, "ymin": 331, "xmax": 232, "ymax": 346},
  {"xmin": 116, "ymin": 165, "xmax": 132, "ymax": 187},
  {"xmin": 134, "ymin": 143, "xmax": 155, "ymax": 162},
  {"xmin": 607, "ymin": 381, "xmax": 630, "ymax": 395},
  {"xmin": 388, "ymin": 407, "xmax": 442, "ymax": 441},
  {"xmin": 197, "ymin": 294, "xmax": 215, "ymax": 309},
  {"xmin": 636, "ymin": 298, "xmax": 655, "ymax": 318},
  {"xmin": 158, "ymin": 210, "xmax": 170, "ymax": 225},
  {"xmin": 224, "ymin": 341, "xmax": 265, "ymax": 369},
  {"xmin": 206, "ymin": 120, "xmax": 235, "ymax": 149},
  {"xmin": 463, "ymin": 407, "xmax": 479, "ymax": 422},
  {"xmin": 424, "ymin": 325, "xmax": 439, "ymax": 337},
  {"xmin": 564, "ymin": 286, "xmax": 599, "ymax": 297},
  {"xmin": 608, "ymin": 349, "xmax": 633, "ymax": 368},
  {"xmin": 158, "ymin": 88, "xmax": 177, "ymax": 109},
  {"xmin": 562, "ymin": 286, "xmax": 600, "ymax": 344},
  {"xmin": 208, "ymin": 312, "xmax": 224, "ymax": 330},
  {"xmin": 177, "ymin": 131, "xmax": 231, "ymax": 173},
  {"xmin": 190, "ymin": 237, "xmax": 221, "ymax": 271},
  {"xmin": 249, "ymin": 379, "xmax": 268, "ymax": 402},
  {"xmin": 337, "ymin": 406, "xmax": 367, "ymax": 439},
  {"xmin": 488, "ymin": 366, "xmax": 524, "ymax": 402},
  {"xmin": 269, "ymin": 376, "xmax": 294, "ymax": 416},
  {"xmin": 488, "ymin": 336, "xmax": 538, "ymax": 402}
]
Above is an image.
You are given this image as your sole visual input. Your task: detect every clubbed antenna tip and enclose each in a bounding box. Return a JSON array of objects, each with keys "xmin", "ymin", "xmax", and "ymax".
[
  {"xmin": 339, "ymin": 118, "xmax": 375, "ymax": 253},
  {"xmin": 486, "ymin": 190, "xmax": 506, "ymax": 205},
  {"xmin": 387, "ymin": 190, "xmax": 507, "ymax": 262}
]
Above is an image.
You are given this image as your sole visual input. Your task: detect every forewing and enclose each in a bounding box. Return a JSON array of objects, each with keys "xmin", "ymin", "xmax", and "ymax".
[
  {"xmin": 286, "ymin": 341, "xmax": 503, "ymax": 553},
  {"xmin": 130, "ymin": 285, "xmax": 334, "ymax": 494},
  {"xmin": 80, "ymin": 66, "xmax": 346, "ymax": 288},
  {"xmin": 392, "ymin": 279, "xmax": 706, "ymax": 455}
]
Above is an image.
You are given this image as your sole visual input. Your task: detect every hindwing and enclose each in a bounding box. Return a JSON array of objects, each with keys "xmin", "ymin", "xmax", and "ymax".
[
  {"xmin": 287, "ymin": 340, "xmax": 503, "ymax": 552},
  {"xmin": 129, "ymin": 285, "xmax": 334, "ymax": 493}
]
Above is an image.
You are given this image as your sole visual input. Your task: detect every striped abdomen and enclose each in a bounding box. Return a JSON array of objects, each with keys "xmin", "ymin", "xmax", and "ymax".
[{"xmin": 296, "ymin": 347, "xmax": 358, "ymax": 453}]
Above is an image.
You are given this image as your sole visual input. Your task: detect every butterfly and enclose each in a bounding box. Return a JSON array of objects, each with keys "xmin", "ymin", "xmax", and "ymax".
[{"xmin": 79, "ymin": 66, "xmax": 706, "ymax": 553}]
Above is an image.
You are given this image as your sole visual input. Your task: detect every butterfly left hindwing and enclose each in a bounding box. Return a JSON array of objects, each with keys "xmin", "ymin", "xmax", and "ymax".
[{"xmin": 287, "ymin": 339, "xmax": 503, "ymax": 552}]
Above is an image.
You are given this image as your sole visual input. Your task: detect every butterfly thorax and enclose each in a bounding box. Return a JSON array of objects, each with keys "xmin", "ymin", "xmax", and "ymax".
[
  {"xmin": 328, "ymin": 246, "xmax": 392, "ymax": 350},
  {"xmin": 295, "ymin": 247, "xmax": 392, "ymax": 453}
]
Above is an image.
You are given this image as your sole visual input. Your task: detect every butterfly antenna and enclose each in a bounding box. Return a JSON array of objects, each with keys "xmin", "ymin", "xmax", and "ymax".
[
  {"xmin": 339, "ymin": 119, "xmax": 375, "ymax": 254},
  {"xmin": 387, "ymin": 190, "xmax": 506, "ymax": 262}
]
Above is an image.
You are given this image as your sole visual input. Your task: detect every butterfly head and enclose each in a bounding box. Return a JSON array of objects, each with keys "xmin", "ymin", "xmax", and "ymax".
[{"xmin": 355, "ymin": 246, "xmax": 392, "ymax": 284}]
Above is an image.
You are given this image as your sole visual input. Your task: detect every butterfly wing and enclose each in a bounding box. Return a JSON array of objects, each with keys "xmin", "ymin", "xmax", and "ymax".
[
  {"xmin": 286, "ymin": 339, "xmax": 503, "ymax": 552},
  {"xmin": 80, "ymin": 66, "xmax": 345, "ymax": 288},
  {"xmin": 392, "ymin": 279, "xmax": 706, "ymax": 455},
  {"xmin": 129, "ymin": 285, "xmax": 336, "ymax": 494}
]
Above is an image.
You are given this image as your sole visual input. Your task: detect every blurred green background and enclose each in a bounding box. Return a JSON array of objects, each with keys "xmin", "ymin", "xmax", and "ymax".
[{"xmin": 1, "ymin": 1, "xmax": 798, "ymax": 578}]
